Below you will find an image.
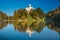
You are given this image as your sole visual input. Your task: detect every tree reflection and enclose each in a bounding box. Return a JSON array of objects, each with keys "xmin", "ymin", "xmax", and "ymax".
[
  {"xmin": 12, "ymin": 21, "xmax": 27, "ymax": 32},
  {"xmin": 12, "ymin": 21, "xmax": 45, "ymax": 32},
  {"xmin": 0, "ymin": 21, "xmax": 60, "ymax": 36},
  {"xmin": 30, "ymin": 22, "xmax": 44, "ymax": 32},
  {"xmin": 12, "ymin": 21, "xmax": 45, "ymax": 37},
  {"xmin": 0, "ymin": 21, "xmax": 8, "ymax": 29},
  {"xmin": 46, "ymin": 22, "xmax": 60, "ymax": 34}
]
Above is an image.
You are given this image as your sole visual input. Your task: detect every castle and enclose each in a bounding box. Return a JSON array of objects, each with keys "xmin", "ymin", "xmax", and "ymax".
[{"xmin": 25, "ymin": 4, "xmax": 35, "ymax": 13}]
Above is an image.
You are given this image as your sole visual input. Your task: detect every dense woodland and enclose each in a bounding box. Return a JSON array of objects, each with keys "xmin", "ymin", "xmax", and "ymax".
[
  {"xmin": 0, "ymin": 6, "xmax": 60, "ymax": 21},
  {"xmin": 0, "ymin": 8, "xmax": 44, "ymax": 21},
  {"xmin": 13, "ymin": 8, "xmax": 44, "ymax": 20}
]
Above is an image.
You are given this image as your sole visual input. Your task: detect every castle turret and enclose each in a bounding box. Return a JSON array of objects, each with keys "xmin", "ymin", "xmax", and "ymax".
[{"xmin": 25, "ymin": 4, "xmax": 35, "ymax": 13}]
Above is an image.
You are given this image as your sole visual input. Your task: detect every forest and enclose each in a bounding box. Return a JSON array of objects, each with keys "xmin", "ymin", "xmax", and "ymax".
[{"xmin": 0, "ymin": 6, "xmax": 60, "ymax": 23}]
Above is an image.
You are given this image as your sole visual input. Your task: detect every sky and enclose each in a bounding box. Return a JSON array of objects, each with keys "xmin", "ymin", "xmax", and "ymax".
[{"xmin": 0, "ymin": 0, "xmax": 60, "ymax": 16}]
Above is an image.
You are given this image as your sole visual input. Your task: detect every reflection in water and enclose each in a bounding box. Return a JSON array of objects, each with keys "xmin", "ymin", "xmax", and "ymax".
[
  {"xmin": 0, "ymin": 21, "xmax": 45, "ymax": 37},
  {"xmin": 12, "ymin": 21, "xmax": 45, "ymax": 37},
  {"xmin": 26, "ymin": 22, "xmax": 44, "ymax": 37},
  {"xmin": 46, "ymin": 22, "xmax": 60, "ymax": 34},
  {"xmin": 0, "ymin": 21, "xmax": 8, "ymax": 29},
  {"xmin": 0, "ymin": 21, "xmax": 60, "ymax": 37},
  {"xmin": 12, "ymin": 21, "xmax": 27, "ymax": 32}
]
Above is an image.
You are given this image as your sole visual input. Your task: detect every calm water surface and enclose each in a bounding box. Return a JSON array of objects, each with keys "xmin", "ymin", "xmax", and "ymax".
[{"xmin": 0, "ymin": 21, "xmax": 60, "ymax": 40}]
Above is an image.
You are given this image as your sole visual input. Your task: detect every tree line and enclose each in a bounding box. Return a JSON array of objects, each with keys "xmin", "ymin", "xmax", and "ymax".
[{"xmin": 0, "ymin": 6, "xmax": 60, "ymax": 21}]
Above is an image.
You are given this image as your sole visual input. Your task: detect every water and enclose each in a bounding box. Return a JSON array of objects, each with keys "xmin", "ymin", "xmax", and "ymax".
[{"xmin": 0, "ymin": 21, "xmax": 60, "ymax": 40}]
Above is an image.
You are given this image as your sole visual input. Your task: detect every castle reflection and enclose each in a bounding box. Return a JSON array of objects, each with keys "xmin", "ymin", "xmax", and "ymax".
[
  {"xmin": 0, "ymin": 21, "xmax": 60, "ymax": 37},
  {"xmin": 12, "ymin": 21, "xmax": 45, "ymax": 37}
]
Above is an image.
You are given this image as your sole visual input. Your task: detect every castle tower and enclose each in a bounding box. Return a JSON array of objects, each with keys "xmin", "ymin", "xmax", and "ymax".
[{"xmin": 25, "ymin": 4, "xmax": 34, "ymax": 13}]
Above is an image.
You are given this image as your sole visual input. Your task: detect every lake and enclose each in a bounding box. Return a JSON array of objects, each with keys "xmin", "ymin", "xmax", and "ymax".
[{"xmin": 0, "ymin": 21, "xmax": 60, "ymax": 40}]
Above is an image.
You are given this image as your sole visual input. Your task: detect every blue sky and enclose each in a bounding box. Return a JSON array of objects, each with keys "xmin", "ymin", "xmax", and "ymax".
[{"xmin": 0, "ymin": 0, "xmax": 60, "ymax": 16}]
